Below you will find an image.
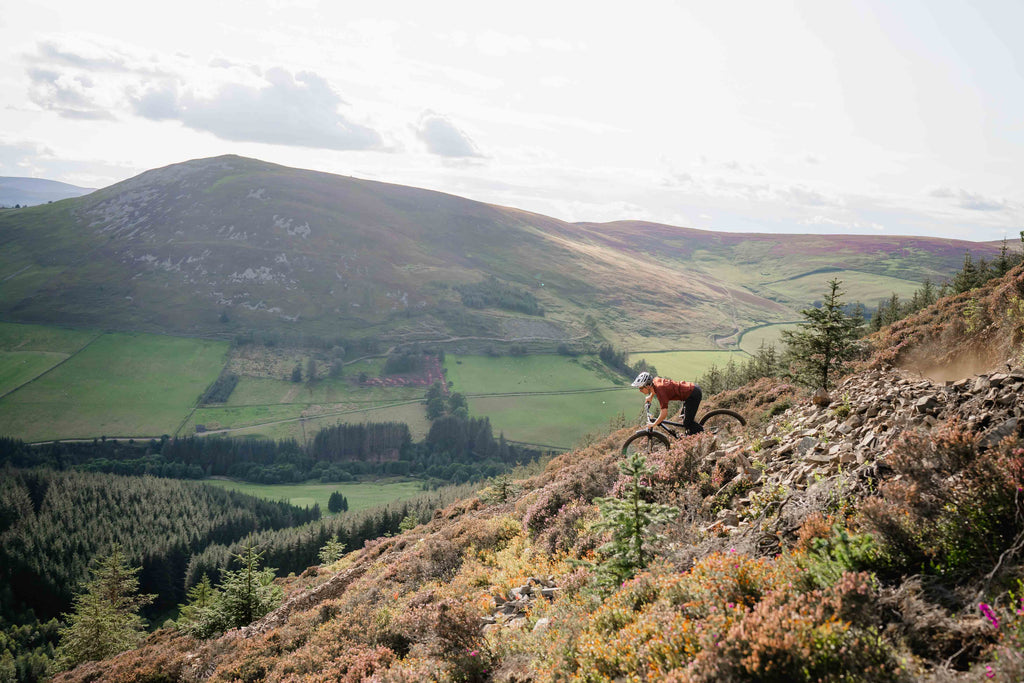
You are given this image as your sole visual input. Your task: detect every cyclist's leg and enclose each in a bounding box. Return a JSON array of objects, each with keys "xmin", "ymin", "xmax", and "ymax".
[{"xmin": 681, "ymin": 385, "xmax": 704, "ymax": 434}]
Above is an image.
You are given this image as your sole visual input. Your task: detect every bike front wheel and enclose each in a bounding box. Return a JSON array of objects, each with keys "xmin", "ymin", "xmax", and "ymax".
[
  {"xmin": 699, "ymin": 409, "xmax": 746, "ymax": 438},
  {"xmin": 621, "ymin": 430, "xmax": 671, "ymax": 456}
]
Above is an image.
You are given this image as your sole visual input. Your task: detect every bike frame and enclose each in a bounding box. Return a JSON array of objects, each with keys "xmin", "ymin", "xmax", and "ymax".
[{"xmin": 643, "ymin": 405, "xmax": 688, "ymax": 439}]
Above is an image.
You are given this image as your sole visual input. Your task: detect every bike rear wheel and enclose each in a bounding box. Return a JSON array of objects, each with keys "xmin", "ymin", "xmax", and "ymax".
[
  {"xmin": 699, "ymin": 409, "xmax": 746, "ymax": 438},
  {"xmin": 621, "ymin": 430, "xmax": 671, "ymax": 456}
]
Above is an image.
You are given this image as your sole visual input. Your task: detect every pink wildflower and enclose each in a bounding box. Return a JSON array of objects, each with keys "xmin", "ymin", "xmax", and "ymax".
[
  {"xmin": 985, "ymin": 664, "xmax": 995, "ymax": 679},
  {"xmin": 979, "ymin": 603, "xmax": 1000, "ymax": 629}
]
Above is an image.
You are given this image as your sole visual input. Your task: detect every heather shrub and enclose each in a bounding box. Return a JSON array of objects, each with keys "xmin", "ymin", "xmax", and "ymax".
[
  {"xmin": 277, "ymin": 645, "xmax": 396, "ymax": 683},
  {"xmin": 859, "ymin": 422, "xmax": 1024, "ymax": 582},
  {"xmin": 686, "ymin": 572, "xmax": 903, "ymax": 683},
  {"xmin": 534, "ymin": 499, "xmax": 599, "ymax": 555},
  {"xmin": 796, "ymin": 525, "xmax": 881, "ymax": 591},
  {"xmin": 393, "ymin": 599, "xmax": 490, "ymax": 681},
  {"xmin": 49, "ymin": 630, "xmax": 192, "ymax": 683},
  {"xmin": 520, "ymin": 458, "xmax": 617, "ymax": 537}
]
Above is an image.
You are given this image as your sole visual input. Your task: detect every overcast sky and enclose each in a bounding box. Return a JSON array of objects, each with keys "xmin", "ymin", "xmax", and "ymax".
[{"xmin": 1, "ymin": 0, "xmax": 1021, "ymax": 240}]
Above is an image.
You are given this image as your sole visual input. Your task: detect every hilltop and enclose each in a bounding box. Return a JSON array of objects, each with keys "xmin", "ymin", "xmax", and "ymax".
[
  {"xmin": 0, "ymin": 177, "xmax": 94, "ymax": 208},
  {"xmin": 56, "ymin": 265, "xmax": 1024, "ymax": 681},
  {"xmin": 0, "ymin": 155, "xmax": 1000, "ymax": 349}
]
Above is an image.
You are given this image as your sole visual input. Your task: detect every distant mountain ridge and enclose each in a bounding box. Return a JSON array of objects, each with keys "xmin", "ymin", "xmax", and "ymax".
[
  {"xmin": 0, "ymin": 176, "xmax": 94, "ymax": 207},
  {"xmin": 0, "ymin": 155, "xmax": 1001, "ymax": 349}
]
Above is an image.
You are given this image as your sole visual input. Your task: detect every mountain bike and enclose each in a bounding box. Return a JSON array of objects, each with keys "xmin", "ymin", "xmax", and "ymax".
[{"xmin": 620, "ymin": 403, "xmax": 746, "ymax": 455}]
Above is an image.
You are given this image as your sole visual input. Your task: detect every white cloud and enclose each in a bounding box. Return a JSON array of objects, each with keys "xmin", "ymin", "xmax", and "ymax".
[
  {"xmin": 132, "ymin": 68, "xmax": 386, "ymax": 151},
  {"xmin": 930, "ymin": 186, "xmax": 1011, "ymax": 212},
  {"xmin": 24, "ymin": 37, "xmax": 387, "ymax": 151},
  {"xmin": 414, "ymin": 112, "xmax": 483, "ymax": 158}
]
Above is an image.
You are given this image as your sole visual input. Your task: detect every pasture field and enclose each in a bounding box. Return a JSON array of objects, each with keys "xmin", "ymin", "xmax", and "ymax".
[
  {"xmin": 762, "ymin": 269, "xmax": 921, "ymax": 307},
  {"xmin": 0, "ymin": 321, "xmax": 97, "ymax": 354},
  {"xmin": 737, "ymin": 323, "xmax": 801, "ymax": 355},
  {"xmin": 631, "ymin": 350, "xmax": 748, "ymax": 383},
  {"xmin": 444, "ymin": 354, "xmax": 622, "ymax": 395},
  {"xmin": 224, "ymin": 375, "xmax": 422, "ymax": 407},
  {"xmin": 0, "ymin": 351, "xmax": 68, "ymax": 397},
  {"xmin": 0, "ymin": 332, "xmax": 228, "ymax": 442},
  {"xmin": 193, "ymin": 401, "xmax": 429, "ymax": 442},
  {"xmin": 199, "ymin": 478, "xmax": 427, "ymax": 512},
  {"xmin": 468, "ymin": 389, "xmax": 638, "ymax": 449}
]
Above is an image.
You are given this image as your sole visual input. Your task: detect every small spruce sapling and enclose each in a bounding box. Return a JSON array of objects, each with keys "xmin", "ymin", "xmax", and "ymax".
[
  {"xmin": 54, "ymin": 545, "xmax": 155, "ymax": 670},
  {"xmin": 593, "ymin": 451, "xmax": 679, "ymax": 588},
  {"xmin": 318, "ymin": 535, "xmax": 347, "ymax": 564}
]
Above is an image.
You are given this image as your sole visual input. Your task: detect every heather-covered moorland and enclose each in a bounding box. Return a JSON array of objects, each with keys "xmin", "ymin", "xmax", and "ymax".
[{"xmin": 50, "ymin": 265, "xmax": 1024, "ymax": 682}]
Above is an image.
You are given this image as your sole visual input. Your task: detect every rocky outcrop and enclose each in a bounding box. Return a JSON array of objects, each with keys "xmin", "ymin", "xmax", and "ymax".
[
  {"xmin": 708, "ymin": 366, "xmax": 1024, "ymax": 535},
  {"xmin": 482, "ymin": 576, "xmax": 561, "ymax": 633}
]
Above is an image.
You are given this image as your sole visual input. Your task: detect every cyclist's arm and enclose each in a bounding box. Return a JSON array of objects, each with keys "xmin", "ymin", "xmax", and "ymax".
[{"xmin": 652, "ymin": 405, "xmax": 669, "ymax": 428}]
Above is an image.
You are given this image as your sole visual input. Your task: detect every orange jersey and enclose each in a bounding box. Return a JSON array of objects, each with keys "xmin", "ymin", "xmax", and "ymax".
[{"xmin": 651, "ymin": 377, "xmax": 695, "ymax": 409}]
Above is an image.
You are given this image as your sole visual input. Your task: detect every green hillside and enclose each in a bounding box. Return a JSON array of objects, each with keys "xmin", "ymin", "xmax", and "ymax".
[{"xmin": 0, "ymin": 156, "xmax": 999, "ymax": 351}]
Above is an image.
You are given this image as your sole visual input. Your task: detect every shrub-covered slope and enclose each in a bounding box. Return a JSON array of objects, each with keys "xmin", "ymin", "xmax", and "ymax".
[{"xmin": 54, "ymin": 268, "xmax": 1024, "ymax": 682}]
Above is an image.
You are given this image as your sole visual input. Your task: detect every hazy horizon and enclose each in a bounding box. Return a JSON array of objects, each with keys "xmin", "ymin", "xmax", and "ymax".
[{"xmin": 1, "ymin": 0, "xmax": 1021, "ymax": 241}]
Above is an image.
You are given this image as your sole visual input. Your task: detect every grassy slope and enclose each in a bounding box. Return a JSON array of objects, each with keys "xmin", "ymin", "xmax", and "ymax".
[
  {"xmin": 0, "ymin": 331, "xmax": 228, "ymax": 441},
  {"xmin": 631, "ymin": 349, "xmax": 747, "ymax": 382},
  {"xmin": 199, "ymin": 478, "xmax": 426, "ymax": 512},
  {"xmin": 0, "ymin": 156, "xmax": 999, "ymax": 350},
  {"xmin": 444, "ymin": 354, "xmax": 640, "ymax": 448}
]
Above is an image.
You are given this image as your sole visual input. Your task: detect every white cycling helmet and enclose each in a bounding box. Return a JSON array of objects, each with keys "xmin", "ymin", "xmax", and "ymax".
[{"xmin": 631, "ymin": 371, "xmax": 653, "ymax": 388}]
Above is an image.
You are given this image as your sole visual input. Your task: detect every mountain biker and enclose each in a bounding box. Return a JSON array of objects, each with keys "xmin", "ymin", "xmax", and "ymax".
[{"xmin": 631, "ymin": 371, "xmax": 704, "ymax": 435}]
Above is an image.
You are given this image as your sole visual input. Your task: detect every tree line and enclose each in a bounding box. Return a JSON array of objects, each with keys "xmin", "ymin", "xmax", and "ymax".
[
  {"xmin": 598, "ymin": 344, "xmax": 657, "ymax": 380},
  {"xmin": 181, "ymin": 482, "xmax": 476, "ymax": 592},
  {"xmin": 456, "ymin": 275, "xmax": 545, "ymax": 316},
  {"xmin": 871, "ymin": 234, "xmax": 1024, "ymax": 332},
  {"xmin": 0, "ymin": 468, "xmax": 318, "ymax": 625},
  {"xmin": 0, "ymin": 419, "xmax": 541, "ymax": 486}
]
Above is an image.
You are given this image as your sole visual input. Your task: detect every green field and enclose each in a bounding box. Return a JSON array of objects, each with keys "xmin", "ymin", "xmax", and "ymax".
[
  {"xmin": 0, "ymin": 331, "xmax": 228, "ymax": 442},
  {"xmin": 761, "ymin": 269, "xmax": 921, "ymax": 307},
  {"xmin": 200, "ymin": 478, "xmax": 427, "ymax": 512},
  {"xmin": 631, "ymin": 350, "xmax": 748, "ymax": 383},
  {"xmin": 0, "ymin": 321, "xmax": 97, "ymax": 354},
  {"xmin": 225, "ymin": 375, "xmax": 423, "ymax": 407},
  {"xmin": 192, "ymin": 401, "xmax": 430, "ymax": 442},
  {"xmin": 444, "ymin": 354, "xmax": 623, "ymax": 395},
  {"xmin": 469, "ymin": 390, "xmax": 639, "ymax": 449},
  {"xmin": 0, "ymin": 351, "xmax": 68, "ymax": 397},
  {"xmin": 188, "ymin": 372, "xmax": 428, "ymax": 442},
  {"xmin": 737, "ymin": 323, "xmax": 801, "ymax": 355}
]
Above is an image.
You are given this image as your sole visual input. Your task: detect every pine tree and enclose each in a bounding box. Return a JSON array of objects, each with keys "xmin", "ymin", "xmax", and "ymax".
[
  {"xmin": 951, "ymin": 251, "xmax": 978, "ymax": 294},
  {"xmin": 996, "ymin": 238, "xmax": 1011, "ymax": 277},
  {"xmin": 53, "ymin": 546, "xmax": 154, "ymax": 671},
  {"xmin": 919, "ymin": 277, "xmax": 936, "ymax": 308},
  {"xmin": 317, "ymin": 535, "xmax": 347, "ymax": 564},
  {"xmin": 593, "ymin": 452, "xmax": 678, "ymax": 588},
  {"xmin": 175, "ymin": 574, "xmax": 221, "ymax": 639},
  {"xmin": 781, "ymin": 278, "xmax": 863, "ymax": 390},
  {"xmin": 217, "ymin": 542, "xmax": 282, "ymax": 630}
]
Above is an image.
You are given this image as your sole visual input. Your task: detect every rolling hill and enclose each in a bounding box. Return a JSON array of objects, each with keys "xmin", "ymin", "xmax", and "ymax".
[
  {"xmin": 0, "ymin": 155, "xmax": 1001, "ymax": 349},
  {"xmin": 0, "ymin": 177, "xmax": 94, "ymax": 207}
]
